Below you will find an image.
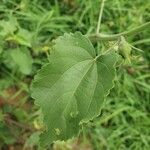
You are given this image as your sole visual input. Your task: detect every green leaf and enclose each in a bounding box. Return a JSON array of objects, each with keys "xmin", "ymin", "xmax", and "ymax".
[
  {"xmin": 0, "ymin": 16, "xmax": 18, "ymax": 37},
  {"xmin": 10, "ymin": 48, "xmax": 33, "ymax": 75},
  {"xmin": 24, "ymin": 132, "xmax": 41, "ymax": 148},
  {"xmin": 7, "ymin": 28, "xmax": 32, "ymax": 47},
  {"xmin": 31, "ymin": 32, "xmax": 119, "ymax": 147}
]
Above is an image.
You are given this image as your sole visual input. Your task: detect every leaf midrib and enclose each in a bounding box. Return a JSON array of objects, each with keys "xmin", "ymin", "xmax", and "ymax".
[{"xmin": 40, "ymin": 59, "xmax": 93, "ymax": 109}]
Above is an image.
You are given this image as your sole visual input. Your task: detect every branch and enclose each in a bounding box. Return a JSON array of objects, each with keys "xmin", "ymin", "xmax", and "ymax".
[
  {"xmin": 96, "ymin": 0, "xmax": 106, "ymax": 34},
  {"xmin": 89, "ymin": 21, "xmax": 150, "ymax": 42}
]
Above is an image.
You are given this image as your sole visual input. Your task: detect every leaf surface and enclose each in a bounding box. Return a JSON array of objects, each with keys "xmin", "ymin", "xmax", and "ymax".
[{"xmin": 31, "ymin": 32, "xmax": 119, "ymax": 146}]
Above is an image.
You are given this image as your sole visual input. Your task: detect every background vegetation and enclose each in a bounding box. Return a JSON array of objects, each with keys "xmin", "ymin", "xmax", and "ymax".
[{"xmin": 0, "ymin": 0, "xmax": 149, "ymax": 149}]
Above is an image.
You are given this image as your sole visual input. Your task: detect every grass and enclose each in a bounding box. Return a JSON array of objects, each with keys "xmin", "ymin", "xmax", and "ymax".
[{"xmin": 0, "ymin": 0, "xmax": 149, "ymax": 150}]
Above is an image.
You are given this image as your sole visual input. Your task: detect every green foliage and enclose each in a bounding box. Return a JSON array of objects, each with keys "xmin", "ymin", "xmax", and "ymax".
[
  {"xmin": 0, "ymin": 122, "xmax": 16, "ymax": 145},
  {"xmin": 10, "ymin": 48, "xmax": 33, "ymax": 75},
  {"xmin": 31, "ymin": 32, "xmax": 120, "ymax": 146},
  {"xmin": 0, "ymin": 16, "xmax": 18, "ymax": 37},
  {"xmin": 0, "ymin": 0, "xmax": 149, "ymax": 149},
  {"xmin": 0, "ymin": 110, "xmax": 4, "ymax": 122},
  {"xmin": 24, "ymin": 131, "xmax": 41, "ymax": 149},
  {"xmin": 0, "ymin": 38, "xmax": 3, "ymax": 54},
  {"xmin": 7, "ymin": 28, "xmax": 32, "ymax": 47}
]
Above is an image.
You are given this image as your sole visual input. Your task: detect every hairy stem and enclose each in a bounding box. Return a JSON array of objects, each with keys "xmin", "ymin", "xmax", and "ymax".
[
  {"xmin": 90, "ymin": 21, "xmax": 150, "ymax": 41},
  {"xmin": 96, "ymin": 0, "xmax": 106, "ymax": 34}
]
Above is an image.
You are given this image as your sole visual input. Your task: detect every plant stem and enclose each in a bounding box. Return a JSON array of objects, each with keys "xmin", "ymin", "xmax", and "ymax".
[
  {"xmin": 90, "ymin": 21, "xmax": 150, "ymax": 41},
  {"xmin": 96, "ymin": 0, "xmax": 106, "ymax": 34}
]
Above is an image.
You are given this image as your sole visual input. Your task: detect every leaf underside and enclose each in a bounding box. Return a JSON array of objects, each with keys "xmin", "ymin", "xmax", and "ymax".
[{"xmin": 31, "ymin": 32, "xmax": 119, "ymax": 147}]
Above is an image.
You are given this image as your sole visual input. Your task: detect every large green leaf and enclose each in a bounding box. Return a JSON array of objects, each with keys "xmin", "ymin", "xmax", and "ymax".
[{"xmin": 31, "ymin": 32, "xmax": 119, "ymax": 146}]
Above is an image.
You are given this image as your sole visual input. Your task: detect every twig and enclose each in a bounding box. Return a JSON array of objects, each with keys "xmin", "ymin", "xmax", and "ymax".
[
  {"xmin": 90, "ymin": 21, "xmax": 150, "ymax": 41},
  {"xmin": 96, "ymin": 0, "xmax": 106, "ymax": 34}
]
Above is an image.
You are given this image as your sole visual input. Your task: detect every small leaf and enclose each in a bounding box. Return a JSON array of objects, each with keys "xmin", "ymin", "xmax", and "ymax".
[
  {"xmin": 7, "ymin": 28, "xmax": 32, "ymax": 47},
  {"xmin": 10, "ymin": 48, "xmax": 33, "ymax": 75},
  {"xmin": 31, "ymin": 32, "xmax": 119, "ymax": 147},
  {"xmin": 24, "ymin": 132, "xmax": 41, "ymax": 148},
  {"xmin": 0, "ymin": 16, "xmax": 18, "ymax": 37}
]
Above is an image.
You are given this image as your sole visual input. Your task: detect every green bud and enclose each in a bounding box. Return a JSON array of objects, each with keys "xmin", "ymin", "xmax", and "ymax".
[{"xmin": 118, "ymin": 36, "xmax": 132, "ymax": 64}]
